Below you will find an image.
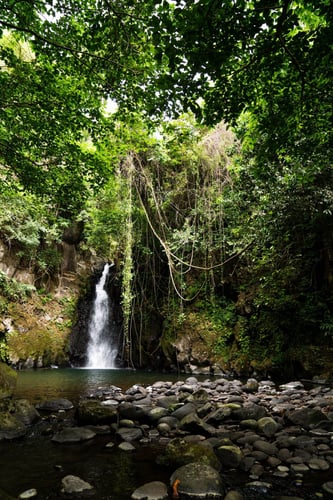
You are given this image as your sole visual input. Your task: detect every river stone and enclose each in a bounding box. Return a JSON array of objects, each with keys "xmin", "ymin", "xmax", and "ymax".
[
  {"xmin": 308, "ymin": 458, "xmax": 330, "ymax": 470},
  {"xmin": 205, "ymin": 406, "xmax": 232, "ymax": 424},
  {"xmin": 77, "ymin": 399, "xmax": 118, "ymax": 425},
  {"xmin": 51, "ymin": 426, "xmax": 96, "ymax": 443},
  {"xmin": 118, "ymin": 402, "xmax": 149, "ymax": 422},
  {"xmin": 13, "ymin": 399, "xmax": 40, "ymax": 426},
  {"xmin": 253, "ymin": 440, "xmax": 278, "ymax": 456},
  {"xmin": 155, "ymin": 395, "xmax": 179, "ymax": 409},
  {"xmin": 131, "ymin": 481, "xmax": 168, "ymax": 500},
  {"xmin": 286, "ymin": 408, "xmax": 328, "ymax": 429},
  {"xmin": 61, "ymin": 475, "xmax": 94, "ymax": 494},
  {"xmin": 146, "ymin": 407, "xmax": 169, "ymax": 422},
  {"xmin": 0, "ymin": 412, "xmax": 27, "ymax": 440},
  {"xmin": 243, "ymin": 378, "xmax": 259, "ymax": 393},
  {"xmin": 170, "ymin": 462, "xmax": 224, "ymax": 499},
  {"xmin": 18, "ymin": 489, "xmax": 38, "ymax": 499},
  {"xmin": 158, "ymin": 416, "xmax": 179, "ymax": 429},
  {"xmin": 322, "ymin": 482, "xmax": 333, "ymax": 494},
  {"xmin": 215, "ymin": 445, "xmax": 243, "ymax": 468},
  {"xmin": 36, "ymin": 398, "xmax": 74, "ymax": 411},
  {"xmin": 171, "ymin": 402, "xmax": 197, "ymax": 420},
  {"xmin": 116, "ymin": 426, "xmax": 143, "ymax": 442},
  {"xmin": 232, "ymin": 403, "xmax": 267, "ymax": 421},
  {"xmin": 157, "ymin": 437, "xmax": 221, "ymax": 470},
  {"xmin": 119, "ymin": 441, "xmax": 135, "ymax": 451},
  {"xmin": 180, "ymin": 412, "xmax": 215, "ymax": 436},
  {"xmin": 257, "ymin": 416, "xmax": 279, "ymax": 437}
]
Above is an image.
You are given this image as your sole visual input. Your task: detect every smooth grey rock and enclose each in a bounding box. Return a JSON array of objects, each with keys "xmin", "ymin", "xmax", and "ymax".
[
  {"xmin": 119, "ymin": 441, "xmax": 135, "ymax": 451},
  {"xmin": 322, "ymin": 482, "xmax": 333, "ymax": 494},
  {"xmin": 61, "ymin": 475, "xmax": 94, "ymax": 494},
  {"xmin": 253, "ymin": 440, "xmax": 278, "ymax": 456},
  {"xmin": 170, "ymin": 462, "xmax": 224, "ymax": 499},
  {"xmin": 18, "ymin": 489, "xmax": 38, "ymax": 499},
  {"xmin": 232, "ymin": 403, "xmax": 267, "ymax": 421},
  {"xmin": 118, "ymin": 402, "xmax": 149, "ymax": 422},
  {"xmin": 146, "ymin": 407, "xmax": 169, "ymax": 422},
  {"xmin": 51, "ymin": 427, "xmax": 96, "ymax": 443},
  {"xmin": 116, "ymin": 426, "xmax": 143, "ymax": 442},
  {"xmin": 171, "ymin": 403, "xmax": 197, "ymax": 420},
  {"xmin": 131, "ymin": 481, "xmax": 168, "ymax": 500}
]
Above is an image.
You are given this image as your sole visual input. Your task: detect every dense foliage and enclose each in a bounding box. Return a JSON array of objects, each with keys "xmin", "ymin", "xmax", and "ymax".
[{"xmin": 0, "ymin": 1, "xmax": 332, "ymax": 374}]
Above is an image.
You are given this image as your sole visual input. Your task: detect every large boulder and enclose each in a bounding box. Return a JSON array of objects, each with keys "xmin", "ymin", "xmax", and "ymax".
[
  {"xmin": 0, "ymin": 412, "xmax": 26, "ymax": 440},
  {"xmin": 170, "ymin": 462, "xmax": 224, "ymax": 499},
  {"xmin": 51, "ymin": 426, "xmax": 96, "ymax": 443},
  {"xmin": 158, "ymin": 437, "xmax": 221, "ymax": 470}
]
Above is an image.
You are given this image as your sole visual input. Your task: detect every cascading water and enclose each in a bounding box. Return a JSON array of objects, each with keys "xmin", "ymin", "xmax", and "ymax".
[{"xmin": 86, "ymin": 263, "xmax": 118, "ymax": 369}]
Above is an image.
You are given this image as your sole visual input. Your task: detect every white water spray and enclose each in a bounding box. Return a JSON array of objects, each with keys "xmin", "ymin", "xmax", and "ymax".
[{"xmin": 86, "ymin": 263, "xmax": 118, "ymax": 369}]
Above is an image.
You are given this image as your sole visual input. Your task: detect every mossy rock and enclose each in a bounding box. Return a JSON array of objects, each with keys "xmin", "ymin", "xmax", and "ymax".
[
  {"xmin": 157, "ymin": 437, "xmax": 221, "ymax": 471},
  {"xmin": 0, "ymin": 362, "xmax": 17, "ymax": 399}
]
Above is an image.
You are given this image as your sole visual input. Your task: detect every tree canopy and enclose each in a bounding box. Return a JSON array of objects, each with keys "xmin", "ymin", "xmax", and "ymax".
[{"xmin": 1, "ymin": 0, "xmax": 333, "ymax": 373}]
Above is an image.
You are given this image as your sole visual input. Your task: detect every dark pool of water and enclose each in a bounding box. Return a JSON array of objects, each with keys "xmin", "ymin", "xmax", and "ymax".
[
  {"xmin": 13, "ymin": 367, "xmax": 191, "ymax": 403},
  {"xmin": 0, "ymin": 368, "xmax": 192, "ymax": 499},
  {"xmin": 0, "ymin": 368, "xmax": 331, "ymax": 499}
]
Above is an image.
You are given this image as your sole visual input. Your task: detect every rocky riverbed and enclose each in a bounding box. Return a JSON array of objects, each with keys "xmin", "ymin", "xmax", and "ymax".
[{"xmin": 1, "ymin": 375, "xmax": 333, "ymax": 499}]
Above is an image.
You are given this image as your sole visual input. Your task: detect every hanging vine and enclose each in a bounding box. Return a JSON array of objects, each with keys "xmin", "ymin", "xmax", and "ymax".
[{"xmin": 120, "ymin": 153, "xmax": 135, "ymax": 368}]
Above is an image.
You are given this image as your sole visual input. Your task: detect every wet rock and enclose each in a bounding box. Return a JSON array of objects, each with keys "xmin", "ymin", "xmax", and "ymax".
[
  {"xmin": 322, "ymin": 481, "xmax": 333, "ymax": 494},
  {"xmin": 205, "ymin": 406, "xmax": 233, "ymax": 424},
  {"xmin": 257, "ymin": 416, "xmax": 279, "ymax": 437},
  {"xmin": 76, "ymin": 399, "xmax": 118, "ymax": 425},
  {"xmin": 232, "ymin": 403, "xmax": 267, "ymax": 421},
  {"xmin": 171, "ymin": 402, "xmax": 197, "ymax": 420},
  {"xmin": 51, "ymin": 426, "xmax": 96, "ymax": 443},
  {"xmin": 36, "ymin": 398, "xmax": 74, "ymax": 412},
  {"xmin": 286, "ymin": 407, "xmax": 328, "ymax": 429},
  {"xmin": 116, "ymin": 426, "xmax": 143, "ymax": 442},
  {"xmin": 13, "ymin": 399, "xmax": 40, "ymax": 426},
  {"xmin": 179, "ymin": 412, "xmax": 216, "ymax": 436},
  {"xmin": 158, "ymin": 437, "xmax": 221, "ymax": 470},
  {"xmin": 118, "ymin": 402, "xmax": 150, "ymax": 422},
  {"xmin": 253, "ymin": 440, "xmax": 278, "ymax": 456},
  {"xmin": 215, "ymin": 445, "xmax": 243, "ymax": 468},
  {"xmin": 131, "ymin": 481, "xmax": 168, "ymax": 500},
  {"xmin": 18, "ymin": 489, "xmax": 38, "ymax": 499},
  {"xmin": 243, "ymin": 378, "xmax": 259, "ymax": 393},
  {"xmin": 61, "ymin": 475, "xmax": 94, "ymax": 495},
  {"xmin": 0, "ymin": 412, "xmax": 27, "ymax": 440},
  {"xmin": 170, "ymin": 462, "xmax": 224, "ymax": 499},
  {"xmin": 119, "ymin": 441, "xmax": 135, "ymax": 451}
]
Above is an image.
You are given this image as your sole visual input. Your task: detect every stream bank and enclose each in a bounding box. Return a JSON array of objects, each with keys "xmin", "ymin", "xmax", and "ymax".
[{"xmin": 0, "ymin": 365, "xmax": 333, "ymax": 499}]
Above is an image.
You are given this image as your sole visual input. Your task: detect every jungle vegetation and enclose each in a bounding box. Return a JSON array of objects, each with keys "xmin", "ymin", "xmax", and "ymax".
[{"xmin": 0, "ymin": 0, "xmax": 332, "ymax": 375}]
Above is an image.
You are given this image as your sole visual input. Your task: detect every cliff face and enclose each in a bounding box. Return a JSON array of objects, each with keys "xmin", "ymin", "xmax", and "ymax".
[{"xmin": 0, "ymin": 228, "xmax": 97, "ymax": 369}]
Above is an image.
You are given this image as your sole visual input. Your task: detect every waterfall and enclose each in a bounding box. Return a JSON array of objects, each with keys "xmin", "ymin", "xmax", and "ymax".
[{"xmin": 86, "ymin": 263, "xmax": 118, "ymax": 369}]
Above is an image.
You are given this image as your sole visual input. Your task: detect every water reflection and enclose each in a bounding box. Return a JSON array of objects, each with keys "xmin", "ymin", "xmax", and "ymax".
[{"xmin": 14, "ymin": 367, "xmax": 188, "ymax": 403}]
